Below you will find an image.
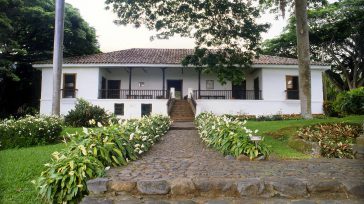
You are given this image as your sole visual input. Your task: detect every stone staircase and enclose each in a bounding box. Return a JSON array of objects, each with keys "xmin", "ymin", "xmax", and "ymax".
[{"xmin": 170, "ymin": 100, "xmax": 195, "ymax": 122}]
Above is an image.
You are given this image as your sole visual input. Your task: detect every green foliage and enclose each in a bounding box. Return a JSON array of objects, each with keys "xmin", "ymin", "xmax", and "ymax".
[
  {"xmin": 0, "ymin": 0, "xmax": 100, "ymax": 118},
  {"xmin": 323, "ymin": 101, "xmax": 339, "ymax": 117},
  {"xmin": 0, "ymin": 115, "xmax": 63, "ymax": 150},
  {"xmin": 296, "ymin": 123, "xmax": 362, "ymax": 158},
  {"xmin": 64, "ymin": 99, "xmax": 111, "ymax": 127},
  {"xmin": 195, "ymin": 113, "xmax": 270, "ymax": 159},
  {"xmin": 104, "ymin": 0, "xmax": 269, "ymax": 84},
  {"xmin": 34, "ymin": 115, "xmax": 171, "ymax": 203},
  {"xmin": 261, "ymin": 0, "xmax": 364, "ymax": 90},
  {"xmin": 333, "ymin": 87, "xmax": 364, "ymax": 115}
]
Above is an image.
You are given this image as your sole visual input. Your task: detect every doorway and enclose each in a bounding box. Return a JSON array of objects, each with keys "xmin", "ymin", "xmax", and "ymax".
[
  {"xmin": 232, "ymin": 80, "xmax": 246, "ymax": 99},
  {"xmin": 167, "ymin": 80, "xmax": 183, "ymax": 99},
  {"xmin": 107, "ymin": 80, "xmax": 121, "ymax": 99}
]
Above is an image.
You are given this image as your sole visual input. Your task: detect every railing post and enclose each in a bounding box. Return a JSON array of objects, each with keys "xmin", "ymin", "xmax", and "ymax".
[
  {"xmin": 188, "ymin": 88, "xmax": 193, "ymax": 99},
  {"xmin": 170, "ymin": 87, "xmax": 175, "ymax": 99}
]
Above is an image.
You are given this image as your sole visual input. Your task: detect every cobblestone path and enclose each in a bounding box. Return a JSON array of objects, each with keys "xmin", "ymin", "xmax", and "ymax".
[
  {"xmin": 107, "ymin": 128, "xmax": 364, "ymax": 183},
  {"xmin": 84, "ymin": 123, "xmax": 364, "ymax": 203}
]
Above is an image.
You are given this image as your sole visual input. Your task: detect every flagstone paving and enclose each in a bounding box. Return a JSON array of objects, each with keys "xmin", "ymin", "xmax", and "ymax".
[{"xmin": 84, "ymin": 123, "xmax": 364, "ymax": 203}]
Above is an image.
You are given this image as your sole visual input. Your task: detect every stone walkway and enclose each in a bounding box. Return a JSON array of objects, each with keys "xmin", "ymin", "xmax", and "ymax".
[{"xmin": 84, "ymin": 123, "xmax": 364, "ymax": 203}]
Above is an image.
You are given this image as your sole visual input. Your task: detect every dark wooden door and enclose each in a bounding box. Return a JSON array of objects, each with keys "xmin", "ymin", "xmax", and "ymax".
[
  {"xmin": 167, "ymin": 80, "xmax": 183, "ymax": 99},
  {"xmin": 232, "ymin": 80, "xmax": 246, "ymax": 99},
  {"xmin": 107, "ymin": 80, "xmax": 121, "ymax": 99}
]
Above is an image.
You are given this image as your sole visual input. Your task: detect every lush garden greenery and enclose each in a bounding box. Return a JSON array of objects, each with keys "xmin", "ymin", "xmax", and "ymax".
[
  {"xmin": 196, "ymin": 113, "xmax": 270, "ymax": 159},
  {"xmin": 34, "ymin": 115, "xmax": 171, "ymax": 203}
]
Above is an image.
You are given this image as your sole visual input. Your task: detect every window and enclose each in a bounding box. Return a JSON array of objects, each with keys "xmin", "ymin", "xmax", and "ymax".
[
  {"xmin": 114, "ymin": 103, "xmax": 124, "ymax": 115},
  {"xmin": 286, "ymin": 76, "xmax": 299, "ymax": 99},
  {"xmin": 206, "ymin": 80, "xmax": 214, "ymax": 89},
  {"xmin": 141, "ymin": 104, "xmax": 152, "ymax": 117},
  {"xmin": 138, "ymin": 82, "xmax": 145, "ymax": 87},
  {"xmin": 63, "ymin": 74, "xmax": 76, "ymax": 98}
]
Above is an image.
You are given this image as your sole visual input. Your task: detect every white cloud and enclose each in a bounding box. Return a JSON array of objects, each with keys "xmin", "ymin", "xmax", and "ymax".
[{"xmin": 66, "ymin": 0, "xmax": 287, "ymax": 52}]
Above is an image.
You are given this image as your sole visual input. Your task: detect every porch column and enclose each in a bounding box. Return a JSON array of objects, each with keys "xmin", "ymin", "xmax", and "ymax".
[
  {"xmin": 128, "ymin": 67, "xmax": 132, "ymax": 97},
  {"xmin": 161, "ymin": 68, "xmax": 166, "ymax": 98},
  {"xmin": 198, "ymin": 69, "xmax": 201, "ymax": 99}
]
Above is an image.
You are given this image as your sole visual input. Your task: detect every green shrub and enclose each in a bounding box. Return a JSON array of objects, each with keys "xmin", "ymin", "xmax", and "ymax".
[
  {"xmin": 323, "ymin": 101, "xmax": 339, "ymax": 117},
  {"xmin": 333, "ymin": 87, "xmax": 364, "ymax": 115},
  {"xmin": 195, "ymin": 113, "xmax": 270, "ymax": 159},
  {"xmin": 64, "ymin": 99, "xmax": 111, "ymax": 127},
  {"xmin": 296, "ymin": 123, "xmax": 362, "ymax": 158},
  {"xmin": 34, "ymin": 115, "xmax": 171, "ymax": 203},
  {"xmin": 0, "ymin": 115, "xmax": 63, "ymax": 149}
]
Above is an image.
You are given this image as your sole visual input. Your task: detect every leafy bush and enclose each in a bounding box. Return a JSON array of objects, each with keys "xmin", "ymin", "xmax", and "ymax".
[
  {"xmin": 34, "ymin": 115, "xmax": 171, "ymax": 203},
  {"xmin": 195, "ymin": 113, "xmax": 270, "ymax": 159},
  {"xmin": 64, "ymin": 99, "xmax": 111, "ymax": 127},
  {"xmin": 323, "ymin": 101, "xmax": 339, "ymax": 117},
  {"xmin": 333, "ymin": 87, "xmax": 364, "ymax": 115},
  {"xmin": 0, "ymin": 115, "xmax": 63, "ymax": 149},
  {"xmin": 296, "ymin": 123, "xmax": 362, "ymax": 158}
]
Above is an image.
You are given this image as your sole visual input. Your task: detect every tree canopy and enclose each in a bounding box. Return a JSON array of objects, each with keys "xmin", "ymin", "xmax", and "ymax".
[
  {"xmin": 105, "ymin": 0, "xmax": 269, "ymax": 84},
  {"xmin": 0, "ymin": 0, "xmax": 100, "ymax": 118},
  {"xmin": 262, "ymin": 0, "xmax": 364, "ymax": 90}
]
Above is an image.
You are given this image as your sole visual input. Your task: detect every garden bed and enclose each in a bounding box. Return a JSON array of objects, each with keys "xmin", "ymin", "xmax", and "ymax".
[
  {"xmin": 289, "ymin": 123, "xmax": 362, "ymax": 158},
  {"xmin": 33, "ymin": 115, "xmax": 171, "ymax": 203}
]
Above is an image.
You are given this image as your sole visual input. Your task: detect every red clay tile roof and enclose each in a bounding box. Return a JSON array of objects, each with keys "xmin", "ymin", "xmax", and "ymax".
[{"xmin": 35, "ymin": 48, "xmax": 328, "ymax": 66}]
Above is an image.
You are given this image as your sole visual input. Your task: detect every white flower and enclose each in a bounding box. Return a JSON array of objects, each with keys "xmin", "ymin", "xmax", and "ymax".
[
  {"xmin": 254, "ymin": 129, "xmax": 259, "ymax": 133},
  {"xmin": 138, "ymin": 150, "xmax": 143, "ymax": 154},
  {"xmin": 97, "ymin": 122, "xmax": 103, "ymax": 127},
  {"xmin": 141, "ymin": 144, "xmax": 145, "ymax": 148},
  {"xmin": 105, "ymin": 166, "xmax": 110, "ymax": 171},
  {"xmin": 129, "ymin": 133, "xmax": 135, "ymax": 141}
]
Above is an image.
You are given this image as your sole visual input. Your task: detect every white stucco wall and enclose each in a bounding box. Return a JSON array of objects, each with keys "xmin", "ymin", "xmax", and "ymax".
[
  {"xmin": 40, "ymin": 98, "xmax": 168, "ymax": 119},
  {"xmin": 39, "ymin": 65, "xmax": 326, "ymax": 117}
]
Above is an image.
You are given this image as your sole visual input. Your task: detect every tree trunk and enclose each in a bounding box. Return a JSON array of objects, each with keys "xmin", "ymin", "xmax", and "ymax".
[
  {"xmin": 295, "ymin": 0, "xmax": 312, "ymax": 119},
  {"xmin": 52, "ymin": 0, "xmax": 65, "ymax": 116}
]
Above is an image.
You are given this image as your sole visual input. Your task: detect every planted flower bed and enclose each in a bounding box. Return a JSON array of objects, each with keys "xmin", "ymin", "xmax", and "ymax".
[
  {"xmin": 0, "ymin": 115, "xmax": 63, "ymax": 150},
  {"xmin": 195, "ymin": 113, "xmax": 270, "ymax": 159},
  {"xmin": 34, "ymin": 115, "xmax": 171, "ymax": 203},
  {"xmin": 291, "ymin": 123, "xmax": 362, "ymax": 158}
]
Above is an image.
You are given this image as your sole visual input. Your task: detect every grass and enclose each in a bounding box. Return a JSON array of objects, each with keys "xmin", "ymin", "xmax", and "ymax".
[
  {"xmin": 0, "ymin": 143, "xmax": 66, "ymax": 204},
  {"xmin": 0, "ymin": 127, "xmax": 82, "ymax": 204},
  {"xmin": 245, "ymin": 115, "xmax": 364, "ymax": 159}
]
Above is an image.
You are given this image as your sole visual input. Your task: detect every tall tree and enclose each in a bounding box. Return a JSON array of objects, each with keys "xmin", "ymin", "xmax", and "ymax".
[
  {"xmin": 0, "ymin": 0, "xmax": 100, "ymax": 118},
  {"xmin": 258, "ymin": 0, "xmax": 327, "ymax": 119},
  {"xmin": 104, "ymin": 0, "xmax": 269, "ymax": 84},
  {"xmin": 262, "ymin": 0, "xmax": 364, "ymax": 91}
]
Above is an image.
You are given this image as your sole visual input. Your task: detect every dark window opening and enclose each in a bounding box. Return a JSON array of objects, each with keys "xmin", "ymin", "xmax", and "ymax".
[
  {"xmin": 286, "ymin": 76, "xmax": 299, "ymax": 99},
  {"xmin": 63, "ymin": 74, "xmax": 76, "ymax": 98},
  {"xmin": 107, "ymin": 80, "xmax": 121, "ymax": 99},
  {"xmin": 254, "ymin": 77, "xmax": 260, "ymax": 100},
  {"xmin": 141, "ymin": 104, "xmax": 152, "ymax": 117},
  {"xmin": 114, "ymin": 103, "xmax": 124, "ymax": 115}
]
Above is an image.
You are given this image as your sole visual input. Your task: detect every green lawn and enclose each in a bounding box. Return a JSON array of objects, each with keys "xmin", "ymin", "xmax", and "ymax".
[
  {"xmin": 245, "ymin": 115, "xmax": 364, "ymax": 159},
  {"xmin": 0, "ymin": 127, "xmax": 82, "ymax": 204}
]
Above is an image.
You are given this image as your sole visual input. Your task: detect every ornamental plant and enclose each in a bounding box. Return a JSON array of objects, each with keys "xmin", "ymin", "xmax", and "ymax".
[
  {"xmin": 296, "ymin": 123, "xmax": 362, "ymax": 158},
  {"xmin": 64, "ymin": 99, "xmax": 112, "ymax": 127},
  {"xmin": 333, "ymin": 87, "xmax": 364, "ymax": 115},
  {"xmin": 0, "ymin": 115, "xmax": 63, "ymax": 149},
  {"xmin": 34, "ymin": 115, "xmax": 171, "ymax": 203},
  {"xmin": 195, "ymin": 113, "xmax": 270, "ymax": 159}
]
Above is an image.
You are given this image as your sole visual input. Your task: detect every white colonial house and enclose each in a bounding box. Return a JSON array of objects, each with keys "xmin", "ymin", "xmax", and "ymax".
[{"xmin": 33, "ymin": 48, "xmax": 330, "ymax": 121}]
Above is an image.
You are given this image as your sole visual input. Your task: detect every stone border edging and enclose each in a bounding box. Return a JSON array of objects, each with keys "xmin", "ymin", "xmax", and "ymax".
[{"xmin": 86, "ymin": 177, "xmax": 364, "ymax": 199}]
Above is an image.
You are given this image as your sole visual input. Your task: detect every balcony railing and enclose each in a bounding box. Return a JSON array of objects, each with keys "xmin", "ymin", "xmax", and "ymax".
[
  {"xmin": 61, "ymin": 89, "xmax": 78, "ymax": 98},
  {"xmin": 192, "ymin": 90, "xmax": 262, "ymax": 100},
  {"xmin": 286, "ymin": 90, "xmax": 299, "ymax": 100},
  {"xmin": 99, "ymin": 89, "xmax": 168, "ymax": 99}
]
